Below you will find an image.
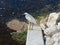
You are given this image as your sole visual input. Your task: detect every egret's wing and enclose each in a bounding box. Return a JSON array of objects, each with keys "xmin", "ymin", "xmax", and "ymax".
[
  {"xmin": 25, "ymin": 14, "xmax": 36, "ymax": 24},
  {"xmin": 29, "ymin": 15, "xmax": 36, "ymax": 24},
  {"xmin": 25, "ymin": 15, "xmax": 32, "ymax": 21}
]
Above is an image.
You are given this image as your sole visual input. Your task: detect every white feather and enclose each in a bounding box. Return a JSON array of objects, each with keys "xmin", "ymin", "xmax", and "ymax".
[{"xmin": 24, "ymin": 12, "xmax": 36, "ymax": 24}]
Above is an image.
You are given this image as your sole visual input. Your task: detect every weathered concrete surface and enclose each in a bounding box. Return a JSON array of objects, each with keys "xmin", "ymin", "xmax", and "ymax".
[{"xmin": 26, "ymin": 26, "xmax": 44, "ymax": 45}]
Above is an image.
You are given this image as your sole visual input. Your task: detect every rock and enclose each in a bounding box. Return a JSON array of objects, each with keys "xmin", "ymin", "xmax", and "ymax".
[
  {"xmin": 53, "ymin": 42, "xmax": 59, "ymax": 45},
  {"xmin": 40, "ymin": 16, "xmax": 48, "ymax": 30},
  {"xmin": 47, "ymin": 12, "xmax": 60, "ymax": 27},
  {"xmin": 45, "ymin": 36, "xmax": 54, "ymax": 45},
  {"xmin": 58, "ymin": 22, "xmax": 60, "ymax": 30},
  {"xmin": 40, "ymin": 12, "xmax": 60, "ymax": 45},
  {"xmin": 52, "ymin": 32, "xmax": 60, "ymax": 42},
  {"xmin": 44, "ymin": 25, "xmax": 59, "ymax": 36},
  {"xmin": 40, "ymin": 24, "xmax": 47, "ymax": 30},
  {"xmin": 58, "ymin": 41, "xmax": 60, "ymax": 45},
  {"xmin": 6, "ymin": 19, "xmax": 28, "ymax": 32}
]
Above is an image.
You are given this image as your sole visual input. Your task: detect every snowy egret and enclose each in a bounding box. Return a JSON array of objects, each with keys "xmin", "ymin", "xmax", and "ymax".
[{"xmin": 24, "ymin": 12, "xmax": 37, "ymax": 30}]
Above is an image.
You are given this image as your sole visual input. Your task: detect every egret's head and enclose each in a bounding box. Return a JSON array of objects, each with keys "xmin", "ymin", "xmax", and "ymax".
[{"xmin": 24, "ymin": 12, "xmax": 28, "ymax": 15}]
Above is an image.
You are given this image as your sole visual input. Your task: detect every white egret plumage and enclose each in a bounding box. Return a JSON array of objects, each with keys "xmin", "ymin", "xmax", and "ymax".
[{"xmin": 24, "ymin": 12, "xmax": 37, "ymax": 30}]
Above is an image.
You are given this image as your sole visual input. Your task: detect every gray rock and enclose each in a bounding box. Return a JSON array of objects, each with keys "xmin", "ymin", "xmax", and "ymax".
[
  {"xmin": 47, "ymin": 12, "xmax": 60, "ymax": 27},
  {"xmin": 40, "ymin": 23, "xmax": 47, "ymax": 30},
  {"xmin": 44, "ymin": 25, "xmax": 59, "ymax": 36},
  {"xmin": 52, "ymin": 32, "xmax": 60, "ymax": 42},
  {"xmin": 58, "ymin": 22, "xmax": 60, "ymax": 30},
  {"xmin": 53, "ymin": 42, "xmax": 59, "ymax": 45},
  {"xmin": 45, "ymin": 36, "xmax": 54, "ymax": 45},
  {"xmin": 40, "ymin": 16, "xmax": 48, "ymax": 30}
]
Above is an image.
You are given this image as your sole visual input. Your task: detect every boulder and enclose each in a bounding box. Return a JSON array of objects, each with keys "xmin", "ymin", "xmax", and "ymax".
[
  {"xmin": 52, "ymin": 32, "xmax": 60, "ymax": 42},
  {"xmin": 57, "ymin": 22, "xmax": 60, "ymax": 30},
  {"xmin": 40, "ymin": 16, "xmax": 48, "ymax": 30},
  {"xmin": 40, "ymin": 23, "xmax": 47, "ymax": 30},
  {"xmin": 44, "ymin": 25, "xmax": 59, "ymax": 36},
  {"xmin": 41, "ymin": 12, "xmax": 60, "ymax": 45},
  {"xmin": 45, "ymin": 36, "xmax": 54, "ymax": 45},
  {"xmin": 6, "ymin": 19, "xmax": 28, "ymax": 32},
  {"xmin": 53, "ymin": 42, "xmax": 59, "ymax": 45},
  {"xmin": 47, "ymin": 12, "xmax": 60, "ymax": 27}
]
